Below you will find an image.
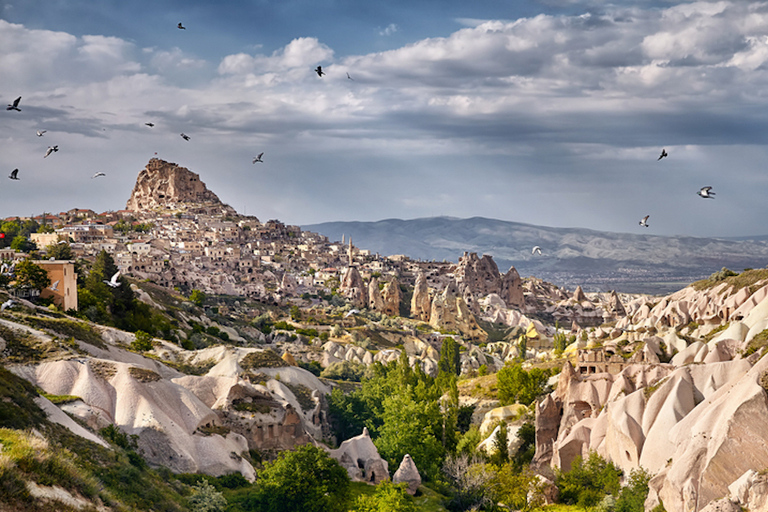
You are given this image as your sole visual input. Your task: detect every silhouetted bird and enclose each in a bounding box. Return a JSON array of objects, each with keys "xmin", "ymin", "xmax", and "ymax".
[
  {"xmin": 178, "ymin": 22, "xmax": 186, "ymax": 29},
  {"xmin": 344, "ymin": 309, "xmax": 360, "ymax": 318},
  {"xmin": 639, "ymin": 215, "xmax": 650, "ymax": 227},
  {"xmin": 44, "ymin": 145, "xmax": 58, "ymax": 158},
  {"xmin": 92, "ymin": 172, "xmax": 106, "ymax": 179},
  {"xmin": 145, "ymin": 122, "xmax": 154, "ymax": 127},
  {"xmin": 347, "ymin": 72, "xmax": 353, "ymax": 80},
  {"xmin": 253, "ymin": 153, "xmax": 264, "ymax": 163},
  {"xmin": 658, "ymin": 149, "xmax": 668, "ymax": 160},
  {"xmin": 36, "ymin": 130, "xmax": 46, "ymax": 137},
  {"xmin": 180, "ymin": 133, "xmax": 190, "ymax": 141},
  {"xmin": 698, "ymin": 186, "xmax": 715, "ymax": 199},
  {"xmin": 8, "ymin": 169, "xmax": 19, "ymax": 180},
  {"xmin": 315, "ymin": 66, "xmax": 325, "ymax": 77},
  {"xmin": 6, "ymin": 97, "xmax": 21, "ymax": 111},
  {"xmin": 532, "ymin": 246, "xmax": 542, "ymax": 255}
]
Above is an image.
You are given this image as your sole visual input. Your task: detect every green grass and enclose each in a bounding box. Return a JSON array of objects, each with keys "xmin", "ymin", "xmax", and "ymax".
[
  {"xmin": 22, "ymin": 316, "xmax": 106, "ymax": 349},
  {"xmin": 744, "ymin": 329, "xmax": 768, "ymax": 357},
  {"xmin": 692, "ymin": 268, "xmax": 768, "ymax": 293}
]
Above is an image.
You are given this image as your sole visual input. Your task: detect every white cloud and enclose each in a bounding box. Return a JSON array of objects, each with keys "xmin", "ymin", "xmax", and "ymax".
[{"xmin": 379, "ymin": 23, "xmax": 398, "ymax": 36}]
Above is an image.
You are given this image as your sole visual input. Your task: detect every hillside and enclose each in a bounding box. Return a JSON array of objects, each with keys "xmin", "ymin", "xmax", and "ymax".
[{"xmin": 303, "ymin": 216, "xmax": 768, "ymax": 294}]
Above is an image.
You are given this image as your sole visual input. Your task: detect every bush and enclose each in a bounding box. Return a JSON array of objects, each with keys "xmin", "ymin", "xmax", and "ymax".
[
  {"xmin": 189, "ymin": 479, "xmax": 227, "ymax": 512},
  {"xmin": 615, "ymin": 468, "xmax": 652, "ymax": 512},
  {"xmin": 320, "ymin": 361, "xmax": 366, "ymax": 382},
  {"xmin": 131, "ymin": 330, "xmax": 154, "ymax": 351},
  {"xmin": 555, "ymin": 452, "xmax": 622, "ymax": 507},
  {"xmin": 242, "ymin": 444, "xmax": 349, "ymax": 512},
  {"xmin": 351, "ymin": 480, "xmax": 416, "ymax": 512}
]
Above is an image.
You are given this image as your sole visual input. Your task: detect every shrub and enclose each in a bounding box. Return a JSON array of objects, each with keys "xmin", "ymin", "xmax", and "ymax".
[
  {"xmin": 131, "ymin": 330, "xmax": 154, "ymax": 351},
  {"xmin": 242, "ymin": 444, "xmax": 349, "ymax": 512},
  {"xmin": 555, "ymin": 452, "xmax": 622, "ymax": 507},
  {"xmin": 189, "ymin": 479, "xmax": 227, "ymax": 512}
]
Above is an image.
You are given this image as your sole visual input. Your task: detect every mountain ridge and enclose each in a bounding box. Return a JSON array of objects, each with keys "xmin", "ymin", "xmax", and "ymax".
[{"xmin": 302, "ymin": 216, "xmax": 768, "ymax": 294}]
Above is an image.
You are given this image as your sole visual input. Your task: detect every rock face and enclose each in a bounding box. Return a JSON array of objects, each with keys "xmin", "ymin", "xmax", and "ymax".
[
  {"xmin": 330, "ymin": 427, "xmax": 389, "ymax": 484},
  {"xmin": 393, "ymin": 454, "xmax": 421, "ymax": 495},
  {"xmin": 454, "ymin": 252, "xmax": 502, "ymax": 313},
  {"xmin": 500, "ymin": 266, "xmax": 524, "ymax": 309},
  {"xmin": 381, "ymin": 279, "xmax": 401, "ymax": 316},
  {"xmin": 411, "ymin": 273, "xmax": 432, "ymax": 321},
  {"xmin": 368, "ymin": 277, "xmax": 384, "ymax": 312},
  {"xmin": 126, "ymin": 159, "xmax": 232, "ymax": 213},
  {"xmin": 430, "ymin": 282, "xmax": 487, "ymax": 341},
  {"xmin": 339, "ymin": 267, "xmax": 366, "ymax": 308}
]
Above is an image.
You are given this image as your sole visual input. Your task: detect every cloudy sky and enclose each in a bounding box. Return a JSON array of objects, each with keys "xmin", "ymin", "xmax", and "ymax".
[{"xmin": 2, "ymin": 0, "xmax": 768, "ymax": 238}]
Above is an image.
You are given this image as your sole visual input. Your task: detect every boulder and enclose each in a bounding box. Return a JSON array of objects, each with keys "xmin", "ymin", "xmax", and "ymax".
[
  {"xmin": 393, "ymin": 454, "xmax": 421, "ymax": 495},
  {"xmin": 330, "ymin": 428, "xmax": 389, "ymax": 484},
  {"xmin": 501, "ymin": 266, "xmax": 524, "ymax": 309}
]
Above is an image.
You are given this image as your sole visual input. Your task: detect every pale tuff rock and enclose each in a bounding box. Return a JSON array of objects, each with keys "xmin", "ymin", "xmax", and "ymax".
[
  {"xmin": 393, "ymin": 454, "xmax": 422, "ymax": 495},
  {"xmin": 368, "ymin": 277, "xmax": 384, "ymax": 312},
  {"xmin": 605, "ymin": 291, "xmax": 627, "ymax": 318},
  {"xmin": 573, "ymin": 285, "xmax": 587, "ymax": 302},
  {"xmin": 279, "ymin": 272, "xmax": 298, "ymax": 296},
  {"xmin": 411, "ymin": 273, "xmax": 432, "ymax": 321},
  {"xmin": 430, "ymin": 281, "xmax": 487, "ymax": 341},
  {"xmin": 330, "ymin": 428, "xmax": 389, "ymax": 484},
  {"xmin": 381, "ymin": 279, "xmax": 401, "ymax": 316},
  {"xmin": 339, "ymin": 267, "xmax": 366, "ymax": 308},
  {"xmin": 454, "ymin": 252, "xmax": 502, "ymax": 313},
  {"xmin": 126, "ymin": 159, "xmax": 234, "ymax": 214},
  {"xmin": 500, "ymin": 266, "xmax": 525, "ymax": 309}
]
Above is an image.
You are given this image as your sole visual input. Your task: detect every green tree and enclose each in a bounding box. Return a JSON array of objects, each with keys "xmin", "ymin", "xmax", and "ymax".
[
  {"xmin": 350, "ymin": 481, "xmax": 416, "ymax": 512},
  {"xmin": 555, "ymin": 452, "xmax": 623, "ymax": 508},
  {"xmin": 189, "ymin": 479, "xmax": 227, "ymax": 512},
  {"xmin": 13, "ymin": 259, "xmax": 50, "ymax": 292},
  {"xmin": 244, "ymin": 444, "xmax": 350, "ymax": 512},
  {"xmin": 615, "ymin": 467, "xmax": 652, "ymax": 512},
  {"xmin": 189, "ymin": 289, "xmax": 206, "ymax": 307},
  {"xmin": 131, "ymin": 330, "xmax": 154, "ymax": 351},
  {"xmin": 496, "ymin": 363, "xmax": 552, "ymax": 406},
  {"xmin": 491, "ymin": 421, "xmax": 510, "ymax": 466},
  {"xmin": 490, "ymin": 464, "xmax": 546, "ymax": 512},
  {"xmin": 46, "ymin": 241, "xmax": 73, "ymax": 260},
  {"xmin": 10, "ymin": 235, "xmax": 36, "ymax": 253},
  {"xmin": 438, "ymin": 337, "xmax": 461, "ymax": 376}
]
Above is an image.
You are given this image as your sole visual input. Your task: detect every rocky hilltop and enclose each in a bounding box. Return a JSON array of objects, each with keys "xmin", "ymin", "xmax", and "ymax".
[{"xmin": 126, "ymin": 158, "xmax": 235, "ymax": 215}]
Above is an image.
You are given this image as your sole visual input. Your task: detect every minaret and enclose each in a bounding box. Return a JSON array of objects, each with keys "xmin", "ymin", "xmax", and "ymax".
[
  {"xmin": 348, "ymin": 238, "xmax": 353, "ymax": 266},
  {"xmin": 341, "ymin": 234, "xmax": 345, "ymax": 245}
]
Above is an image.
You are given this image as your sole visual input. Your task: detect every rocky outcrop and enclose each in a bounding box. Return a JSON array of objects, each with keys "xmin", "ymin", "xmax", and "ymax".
[
  {"xmin": 368, "ymin": 277, "xmax": 384, "ymax": 312},
  {"xmin": 501, "ymin": 266, "xmax": 524, "ymax": 309},
  {"xmin": 381, "ymin": 279, "xmax": 401, "ymax": 317},
  {"xmin": 339, "ymin": 267, "xmax": 366, "ymax": 308},
  {"xmin": 430, "ymin": 282, "xmax": 487, "ymax": 341},
  {"xmin": 393, "ymin": 454, "xmax": 421, "ymax": 495},
  {"xmin": 411, "ymin": 273, "xmax": 431, "ymax": 322},
  {"xmin": 126, "ymin": 159, "xmax": 234, "ymax": 213},
  {"xmin": 454, "ymin": 252, "xmax": 502, "ymax": 313},
  {"xmin": 330, "ymin": 427, "xmax": 389, "ymax": 484}
]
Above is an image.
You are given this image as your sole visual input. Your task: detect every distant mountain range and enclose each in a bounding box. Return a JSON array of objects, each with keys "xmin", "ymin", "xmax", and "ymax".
[{"xmin": 302, "ymin": 217, "xmax": 768, "ymax": 295}]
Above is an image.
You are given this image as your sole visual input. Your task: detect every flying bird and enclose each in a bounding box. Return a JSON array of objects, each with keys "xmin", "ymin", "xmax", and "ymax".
[
  {"xmin": 44, "ymin": 145, "xmax": 59, "ymax": 158},
  {"xmin": 36, "ymin": 130, "xmax": 47, "ymax": 137},
  {"xmin": 315, "ymin": 66, "xmax": 325, "ymax": 77},
  {"xmin": 698, "ymin": 186, "xmax": 715, "ymax": 199},
  {"xmin": 1, "ymin": 299, "xmax": 13, "ymax": 311},
  {"xmin": 178, "ymin": 22, "xmax": 186, "ymax": 29},
  {"xmin": 145, "ymin": 122, "xmax": 154, "ymax": 127},
  {"xmin": 49, "ymin": 280, "xmax": 60, "ymax": 292},
  {"xmin": 252, "ymin": 153, "xmax": 264, "ymax": 163},
  {"xmin": 344, "ymin": 308, "xmax": 360, "ymax": 318},
  {"xmin": 6, "ymin": 97, "xmax": 21, "ymax": 111},
  {"xmin": 658, "ymin": 149, "xmax": 668, "ymax": 160},
  {"xmin": 346, "ymin": 72, "xmax": 354, "ymax": 80},
  {"xmin": 8, "ymin": 169, "xmax": 19, "ymax": 180},
  {"xmin": 532, "ymin": 246, "xmax": 542, "ymax": 255},
  {"xmin": 104, "ymin": 271, "xmax": 121, "ymax": 288},
  {"xmin": 92, "ymin": 172, "xmax": 106, "ymax": 179},
  {"xmin": 180, "ymin": 133, "xmax": 190, "ymax": 141},
  {"xmin": 639, "ymin": 215, "xmax": 650, "ymax": 227}
]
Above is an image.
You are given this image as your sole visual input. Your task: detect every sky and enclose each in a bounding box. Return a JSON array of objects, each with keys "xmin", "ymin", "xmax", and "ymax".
[{"xmin": 2, "ymin": 0, "xmax": 768, "ymax": 238}]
